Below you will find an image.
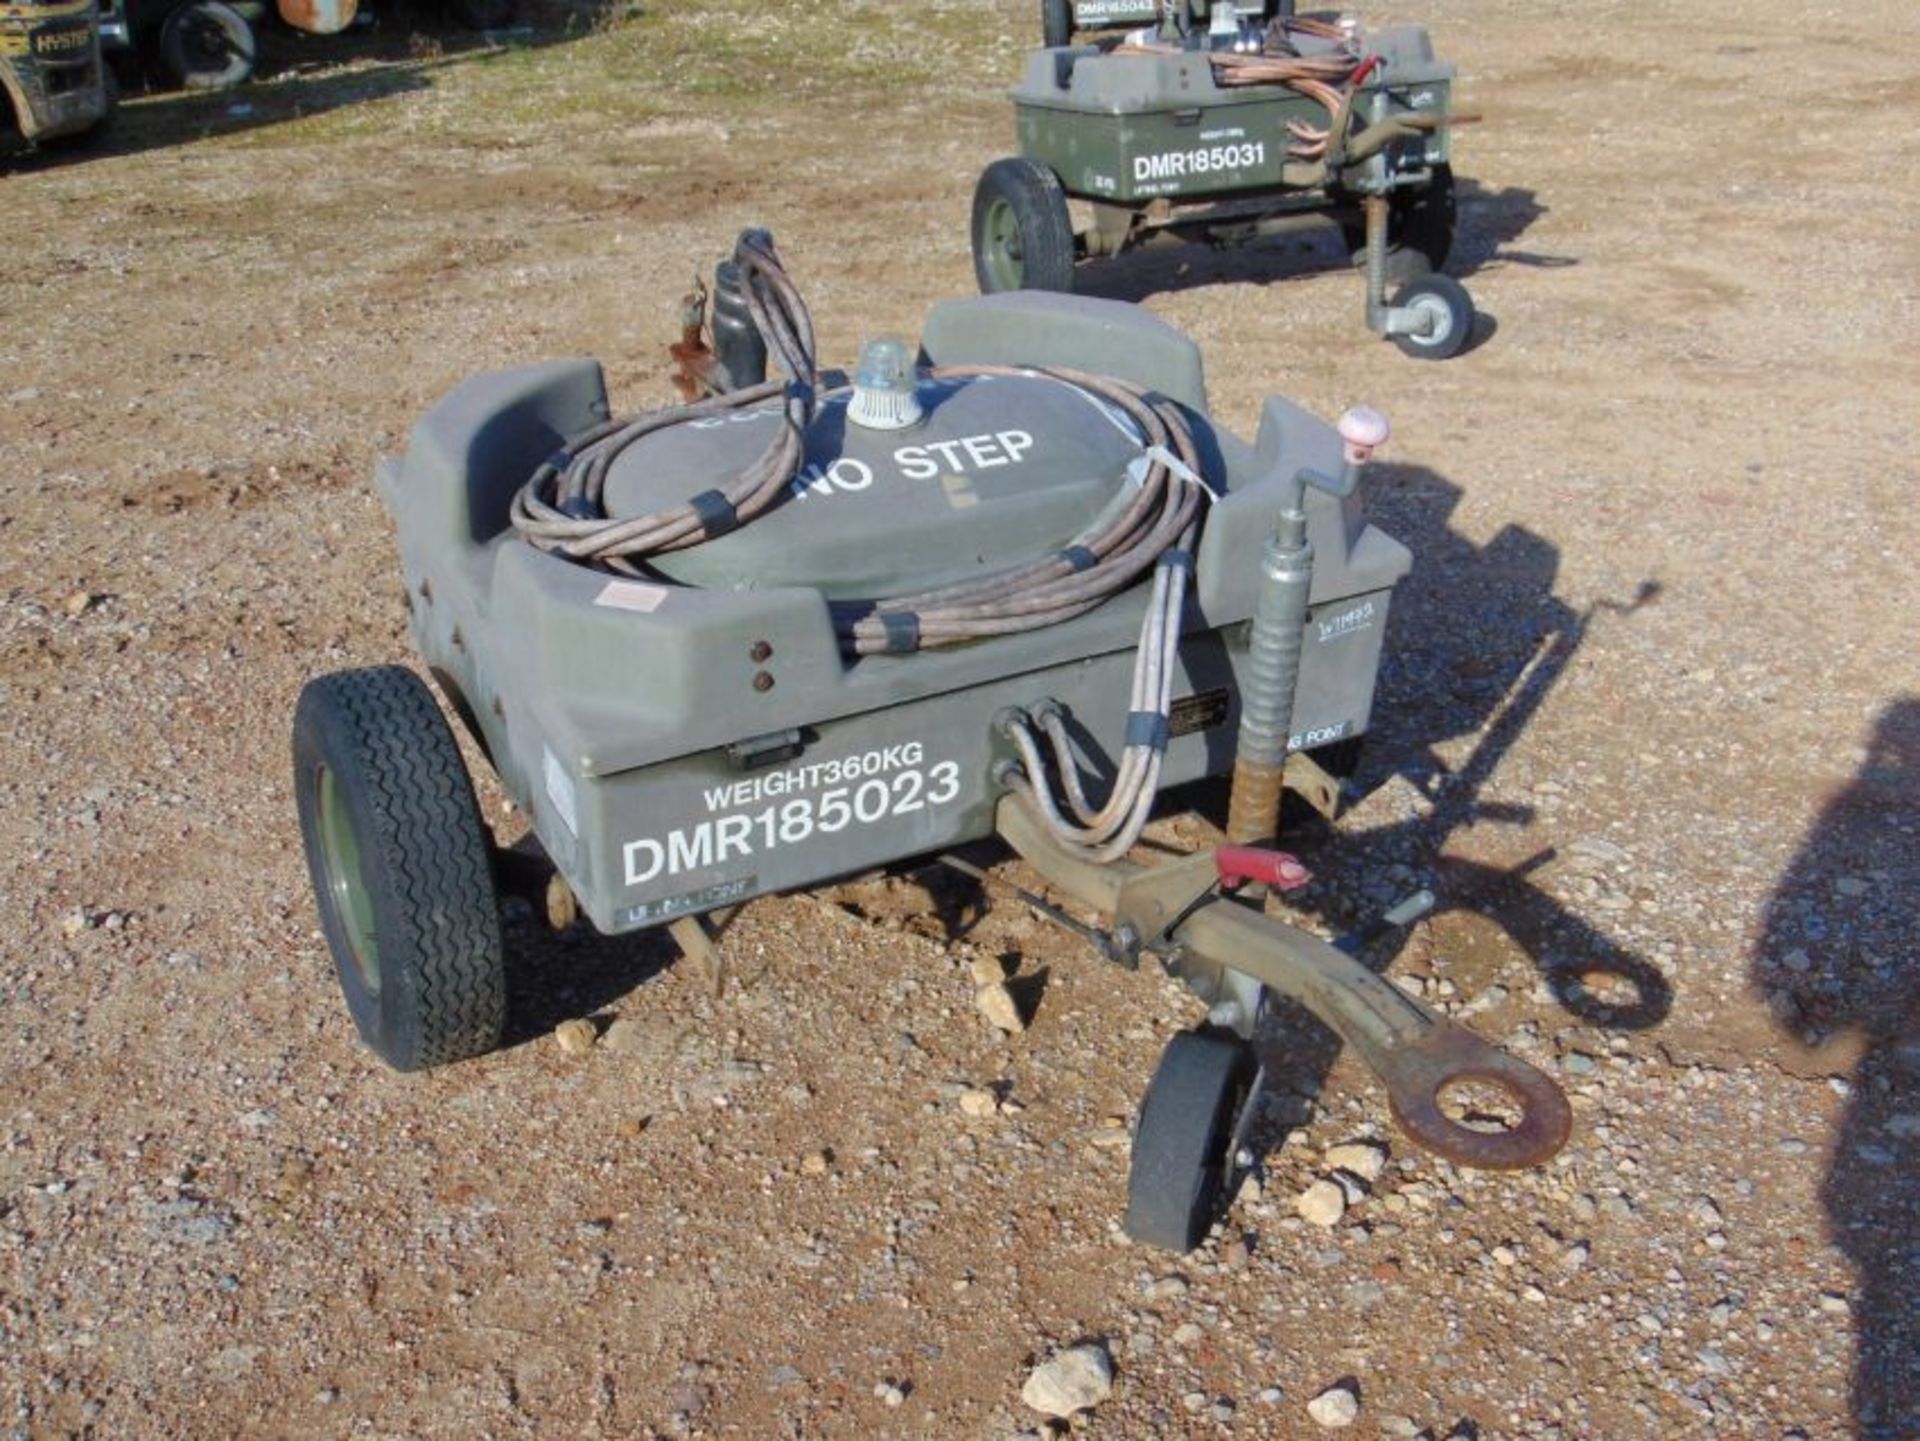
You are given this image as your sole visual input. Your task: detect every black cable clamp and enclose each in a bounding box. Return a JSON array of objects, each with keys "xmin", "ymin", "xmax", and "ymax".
[
  {"xmin": 1124, "ymin": 709, "xmax": 1171, "ymax": 752},
  {"xmin": 689, "ymin": 489, "xmax": 741, "ymax": 539},
  {"xmin": 878, "ymin": 611, "xmax": 921, "ymax": 654}
]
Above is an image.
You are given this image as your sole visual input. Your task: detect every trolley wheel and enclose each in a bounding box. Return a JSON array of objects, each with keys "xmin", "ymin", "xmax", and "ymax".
[
  {"xmin": 1125, "ymin": 1028, "xmax": 1256, "ymax": 1252},
  {"xmin": 159, "ymin": 0, "xmax": 256, "ymax": 91},
  {"xmin": 1390, "ymin": 273, "xmax": 1475, "ymax": 361},
  {"xmin": 1345, "ymin": 164, "xmax": 1456, "ymax": 283},
  {"xmin": 1041, "ymin": 0, "xmax": 1071, "ymax": 47},
  {"xmin": 971, "ymin": 157, "xmax": 1076, "ymax": 295},
  {"xmin": 293, "ymin": 666, "xmax": 506, "ymax": 1071}
]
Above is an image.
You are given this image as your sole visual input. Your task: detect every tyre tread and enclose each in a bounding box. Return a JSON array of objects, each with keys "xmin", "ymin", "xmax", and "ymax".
[
  {"xmin": 972, "ymin": 157, "xmax": 1076, "ymax": 295},
  {"xmin": 297, "ymin": 667, "xmax": 503, "ymax": 1069},
  {"xmin": 1125, "ymin": 1029, "xmax": 1253, "ymax": 1251}
]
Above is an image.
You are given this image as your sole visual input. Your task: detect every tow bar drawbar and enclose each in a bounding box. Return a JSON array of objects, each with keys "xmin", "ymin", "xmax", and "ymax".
[{"xmin": 995, "ymin": 795, "xmax": 1573, "ymax": 1174}]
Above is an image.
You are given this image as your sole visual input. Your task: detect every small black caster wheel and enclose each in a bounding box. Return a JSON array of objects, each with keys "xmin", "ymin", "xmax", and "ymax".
[
  {"xmin": 1125, "ymin": 1028, "xmax": 1257, "ymax": 1251},
  {"xmin": 1389, "ymin": 273, "xmax": 1475, "ymax": 360}
]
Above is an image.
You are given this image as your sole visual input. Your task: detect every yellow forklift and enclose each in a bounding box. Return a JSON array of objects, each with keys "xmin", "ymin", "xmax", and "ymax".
[{"xmin": 1, "ymin": 0, "xmax": 115, "ymax": 149}]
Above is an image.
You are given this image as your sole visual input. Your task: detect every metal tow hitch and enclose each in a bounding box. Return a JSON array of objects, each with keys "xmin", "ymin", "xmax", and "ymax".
[{"xmin": 994, "ymin": 795, "xmax": 1572, "ymax": 1176}]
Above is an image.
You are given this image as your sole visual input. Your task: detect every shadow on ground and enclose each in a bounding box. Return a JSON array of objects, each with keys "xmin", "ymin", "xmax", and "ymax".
[
  {"xmin": 1074, "ymin": 178, "xmax": 1567, "ymax": 311},
  {"xmin": 894, "ymin": 461, "xmax": 1668, "ymax": 1205},
  {"xmin": 492, "ymin": 838, "xmax": 679, "ymax": 1049},
  {"xmin": 1752, "ymin": 697, "xmax": 1920, "ymax": 1439},
  {"xmin": 1335, "ymin": 462, "xmax": 1670, "ymax": 1028},
  {"xmin": 1205, "ymin": 464, "xmax": 1668, "ymax": 1171}
]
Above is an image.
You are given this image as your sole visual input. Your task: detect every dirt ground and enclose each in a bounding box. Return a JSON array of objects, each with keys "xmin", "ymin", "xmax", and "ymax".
[{"xmin": 4, "ymin": 0, "xmax": 1918, "ymax": 1435}]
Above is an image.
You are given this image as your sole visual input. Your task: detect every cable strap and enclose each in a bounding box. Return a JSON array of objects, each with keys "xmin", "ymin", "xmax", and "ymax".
[
  {"xmin": 1124, "ymin": 709, "xmax": 1171, "ymax": 752},
  {"xmin": 878, "ymin": 611, "xmax": 921, "ymax": 654},
  {"xmin": 1127, "ymin": 444, "xmax": 1213, "ymax": 498},
  {"xmin": 689, "ymin": 489, "xmax": 740, "ymax": 538}
]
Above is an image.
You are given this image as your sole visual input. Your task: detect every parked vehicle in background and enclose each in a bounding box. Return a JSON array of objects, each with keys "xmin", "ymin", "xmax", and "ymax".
[
  {"xmin": 98, "ymin": 0, "xmax": 343, "ymax": 91},
  {"xmin": 98, "ymin": 0, "xmax": 514, "ymax": 93},
  {"xmin": 1, "ymin": 0, "xmax": 115, "ymax": 148}
]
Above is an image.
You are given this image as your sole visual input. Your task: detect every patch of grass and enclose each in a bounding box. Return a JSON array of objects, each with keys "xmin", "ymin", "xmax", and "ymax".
[{"xmin": 216, "ymin": 0, "xmax": 1017, "ymax": 152}]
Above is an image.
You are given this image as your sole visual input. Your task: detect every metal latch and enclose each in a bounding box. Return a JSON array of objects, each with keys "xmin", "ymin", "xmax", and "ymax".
[{"xmin": 727, "ymin": 728, "xmax": 805, "ymax": 770}]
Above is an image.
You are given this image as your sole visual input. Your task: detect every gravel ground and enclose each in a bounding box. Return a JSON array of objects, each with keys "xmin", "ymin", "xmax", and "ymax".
[{"xmin": 3, "ymin": 0, "xmax": 1917, "ymax": 1436}]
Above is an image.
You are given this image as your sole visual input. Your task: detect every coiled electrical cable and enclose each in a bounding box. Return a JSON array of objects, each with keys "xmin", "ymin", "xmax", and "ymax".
[
  {"xmin": 507, "ymin": 237, "xmax": 1212, "ymax": 860},
  {"xmin": 510, "ymin": 233, "xmax": 815, "ymax": 561},
  {"xmin": 1118, "ymin": 16, "xmax": 1364, "ymax": 159}
]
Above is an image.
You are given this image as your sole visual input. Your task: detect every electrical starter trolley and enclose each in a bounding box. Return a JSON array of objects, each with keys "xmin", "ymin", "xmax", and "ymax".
[
  {"xmin": 975, "ymin": 9, "xmax": 1476, "ymax": 358},
  {"xmin": 294, "ymin": 233, "xmax": 1564, "ymax": 1251}
]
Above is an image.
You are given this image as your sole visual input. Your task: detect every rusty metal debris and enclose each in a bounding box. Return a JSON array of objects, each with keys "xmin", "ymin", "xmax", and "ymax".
[{"xmin": 667, "ymin": 277, "xmax": 715, "ymax": 402}]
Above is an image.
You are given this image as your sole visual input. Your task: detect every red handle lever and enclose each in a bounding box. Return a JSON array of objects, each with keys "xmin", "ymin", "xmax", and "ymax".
[{"xmin": 1215, "ymin": 846, "xmax": 1312, "ymax": 892}]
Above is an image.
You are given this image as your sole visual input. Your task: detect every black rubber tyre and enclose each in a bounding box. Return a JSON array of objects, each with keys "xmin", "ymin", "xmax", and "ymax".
[
  {"xmin": 971, "ymin": 157, "xmax": 1076, "ymax": 295},
  {"xmin": 1125, "ymin": 1029, "xmax": 1256, "ymax": 1252},
  {"xmin": 1041, "ymin": 0, "xmax": 1071, "ymax": 47},
  {"xmin": 1390, "ymin": 273, "xmax": 1475, "ymax": 360},
  {"xmin": 293, "ymin": 666, "xmax": 506, "ymax": 1071},
  {"xmin": 159, "ymin": 0, "xmax": 255, "ymax": 91},
  {"xmin": 1345, "ymin": 164, "xmax": 1456, "ymax": 284}
]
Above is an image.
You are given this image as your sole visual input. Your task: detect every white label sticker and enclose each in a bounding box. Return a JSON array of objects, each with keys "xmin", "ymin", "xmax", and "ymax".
[
  {"xmin": 1130, "ymin": 141, "xmax": 1270, "ymax": 195},
  {"xmin": 1315, "ymin": 600, "xmax": 1378, "ymax": 642},
  {"xmin": 544, "ymin": 746, "xmax": 579, "ymax": 837},
  {"xmin": 594, "ymin": 580, "xmax": 669, "ymax": 613}
]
